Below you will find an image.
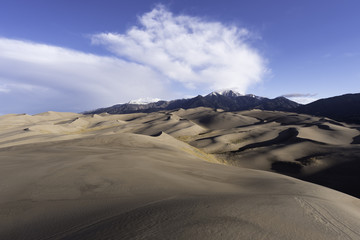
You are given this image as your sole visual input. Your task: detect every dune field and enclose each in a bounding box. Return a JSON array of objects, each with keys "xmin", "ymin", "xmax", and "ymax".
[{"xmin": 1, "ymin": 108, "xmax": 360, "ymax": 239}]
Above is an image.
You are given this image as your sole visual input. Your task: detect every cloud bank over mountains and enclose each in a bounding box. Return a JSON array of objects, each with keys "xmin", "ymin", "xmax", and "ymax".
[{"xmin": 0, "ymin": 5, "xmax": 267, "ymax": 114}]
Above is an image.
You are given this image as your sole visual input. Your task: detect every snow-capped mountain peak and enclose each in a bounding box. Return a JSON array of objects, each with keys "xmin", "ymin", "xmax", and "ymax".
[
  {"xmin": 208, "ymin": 90, "xmax": 243, "ymax": 97},
  {"xmin": 128, "ymin": 97, "xmax": 161, "ymax": 105},
  {"xmin": 245, "ymin": 94, "xmax": 264, "ymax": 100}
]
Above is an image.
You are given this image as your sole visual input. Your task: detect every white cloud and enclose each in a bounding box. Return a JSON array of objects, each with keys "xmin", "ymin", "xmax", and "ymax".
[
  {"xmin": 0, "ymin": 84, "xmax": 10, "ymax": 93},
  {"xmin": 0, "ymin": 38, "xmax": 166, "ymax": 113},
  {"xmin": 92, "ymin": 4, "xmax": 267, "ymax": 94},
  {"xmin": 290, "ymin": 97, "xmax": 318, "ymax": 104},
  {"xmin": 0, "ymin": 5, "xmax": 267, "ymax": 114},
  {"xmin": 281, "ymin": 94, "xmax": 318, "ymax": 104}
]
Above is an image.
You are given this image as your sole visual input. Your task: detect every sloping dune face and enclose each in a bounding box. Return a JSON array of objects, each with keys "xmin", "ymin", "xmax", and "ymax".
[
  {"xmin": 173, "ymin": 108, "xmax": 360, "ymax": 198},
  {"xmin": 0, "ymin": 109, "xmax": 360, "ymax": 239}
]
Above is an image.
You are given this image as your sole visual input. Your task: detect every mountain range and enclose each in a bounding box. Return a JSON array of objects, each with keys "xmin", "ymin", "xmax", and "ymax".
[{"xmin": 86, "ymin": 90, "xmax": 360, "ymax": 124}]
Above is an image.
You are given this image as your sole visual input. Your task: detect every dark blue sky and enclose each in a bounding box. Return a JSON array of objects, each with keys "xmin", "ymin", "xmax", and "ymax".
[{"xmin": 0, "ymin": 0, "xmax": 359, "ymax": 113}]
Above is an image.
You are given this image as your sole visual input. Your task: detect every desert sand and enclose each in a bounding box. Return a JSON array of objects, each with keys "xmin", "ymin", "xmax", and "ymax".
[{"xmin": 1, "ymin": 108, "xmax": 360, "ymax": 239}]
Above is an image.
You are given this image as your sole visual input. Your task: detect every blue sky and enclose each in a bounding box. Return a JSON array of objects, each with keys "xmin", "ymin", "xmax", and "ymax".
[{"xmin": 0, "ymin": 0, "xmax": 359, "ymax": 114}]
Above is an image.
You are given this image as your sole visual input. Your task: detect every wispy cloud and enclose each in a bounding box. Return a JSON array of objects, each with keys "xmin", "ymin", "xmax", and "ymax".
[
  {"xmin": 344, "ymin": 52, "xmax": 359, "ymax": 57},
  {"xmin": 92, "ymin": 4, "xmax": 267, "ymax": 94},
  {"xmin": 281, "ymin": 93, "xmax": 317, "ymax": 98},
  {"xmin": 0, "ymin": 5, "xmax": 267, "ymax": 114},
  {"xmin": 322, "ymin": 53, "xmax": 332, "ymax": 58},
  {"xmin": 0, "ymin": 84, "xmax": 10, "ymax": 93},
  {"xmin": 281, "ymin": 93, "xmax": 318, "ymax": 104}
]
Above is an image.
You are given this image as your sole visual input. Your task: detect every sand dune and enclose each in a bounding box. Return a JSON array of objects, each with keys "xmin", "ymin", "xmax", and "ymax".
[{"xmin": 1, "ymin": 108, "xmax": 360, "ymax": 239}]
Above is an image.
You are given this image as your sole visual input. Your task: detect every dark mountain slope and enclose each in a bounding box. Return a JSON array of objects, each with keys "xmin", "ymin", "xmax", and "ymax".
[{"xmin": 295, "ymin": 93, "xmax": 360, "ymax": 124}]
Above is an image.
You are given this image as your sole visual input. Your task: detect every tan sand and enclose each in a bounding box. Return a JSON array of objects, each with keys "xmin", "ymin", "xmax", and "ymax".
[{"xmin": 0, "ymin": 109, "xmax": 360, "ymax": 239}]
